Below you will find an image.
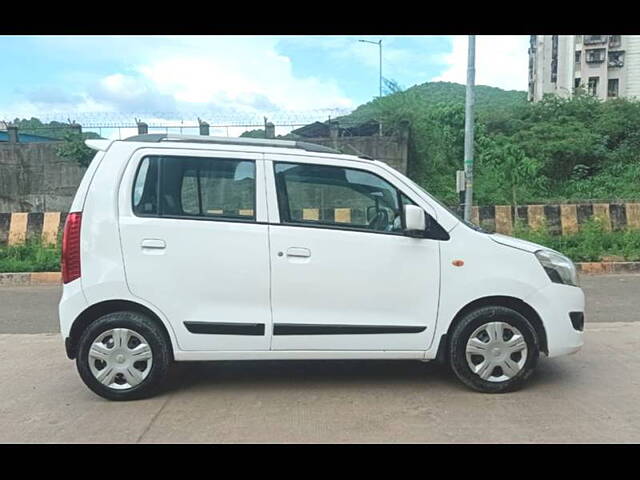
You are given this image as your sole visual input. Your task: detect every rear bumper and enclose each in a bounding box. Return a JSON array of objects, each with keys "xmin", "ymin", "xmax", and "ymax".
[{"xmin": 525, "ymin": 283, "xmax": 585, "ymax": 358}]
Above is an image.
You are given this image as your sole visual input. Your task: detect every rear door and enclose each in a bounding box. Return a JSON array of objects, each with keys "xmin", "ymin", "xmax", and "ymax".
[
  {"xmin": 118, "ymin": 148, "xmax": 271, "ymax": 352},
  {"xmin": 265, "ymin": 154, "xmax": 441, "ymax": 351}
]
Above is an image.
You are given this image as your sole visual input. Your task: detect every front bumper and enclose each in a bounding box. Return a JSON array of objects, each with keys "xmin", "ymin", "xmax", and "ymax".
[{"xmin": 524, "ymin": 282, "xmax": 585, "ymax": 358}]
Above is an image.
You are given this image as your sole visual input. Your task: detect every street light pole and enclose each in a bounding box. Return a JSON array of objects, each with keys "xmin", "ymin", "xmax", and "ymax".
[
  {"xmin": 463, "ymin": 35, "xmax": 476, "ymax": 222},
  {"xmin": 359, "ymin": 39, "xmax": 383, "ymax": 98}
]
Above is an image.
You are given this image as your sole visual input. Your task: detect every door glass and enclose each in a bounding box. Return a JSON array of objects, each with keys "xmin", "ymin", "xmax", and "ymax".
[
  {"xmin": 159, "ymin": 156, "xmax": 256, "ymax": 220},
  {"xmin": 274, "ymin": 162, "xmax": 408, "ymax": 233}
]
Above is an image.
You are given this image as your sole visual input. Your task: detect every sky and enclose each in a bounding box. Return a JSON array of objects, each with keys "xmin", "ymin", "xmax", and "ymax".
[{"xmin": 0, "ymin": 35, "xmax": 530, "ymax": 137}]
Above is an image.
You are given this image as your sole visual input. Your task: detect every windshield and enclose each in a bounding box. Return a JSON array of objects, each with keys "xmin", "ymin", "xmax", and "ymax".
[{"xmin": 402, "ymin": 176, "xmax": 488, "ymax": 233}]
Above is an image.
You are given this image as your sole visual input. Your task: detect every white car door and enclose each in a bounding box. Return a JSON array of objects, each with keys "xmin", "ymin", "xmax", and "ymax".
[
  {"xmin": 265, "ymin": 154, "xmax": 442, "ymax": 352},
  {"xmin": 118, "ymin": 148, "xmax": 271, "ymax": 352}
]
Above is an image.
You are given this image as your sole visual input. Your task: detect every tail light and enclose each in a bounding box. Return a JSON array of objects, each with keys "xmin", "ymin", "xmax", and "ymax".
[{"xmin": 61, "ymin": 212, "xmax": 82, "ymax": 284}]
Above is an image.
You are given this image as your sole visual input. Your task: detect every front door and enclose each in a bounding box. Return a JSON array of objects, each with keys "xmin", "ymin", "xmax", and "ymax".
[
  {"xmin": 266, "ymin": 156, "xmax": 441, "ymax": 351},
  {"xmin": 118, "ymin": 149, "xmax": 271, "ymax": 352}
]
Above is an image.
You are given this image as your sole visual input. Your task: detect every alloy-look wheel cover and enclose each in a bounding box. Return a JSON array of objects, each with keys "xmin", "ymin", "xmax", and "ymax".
[
  {"xmin": 88, "ymin": 328, "xmax": 153, "ymax": 390},
  {"xmin": 465, "ymin": 321, "xmax": 528, "ymax": 383}
]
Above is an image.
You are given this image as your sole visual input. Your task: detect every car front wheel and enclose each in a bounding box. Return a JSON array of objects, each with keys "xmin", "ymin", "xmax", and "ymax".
[{"xmin": 449, "ymin": 306, "xmax": 540, "ymax": 393}]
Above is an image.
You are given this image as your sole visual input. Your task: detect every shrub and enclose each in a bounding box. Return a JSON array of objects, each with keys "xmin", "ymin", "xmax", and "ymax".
[
  {"xmin": 512, "ymin": 219, "xmax": 640, "ymax": 262},
  {"xmin": 0, "ymin": 239, "xmax": 61, "ymax": 273}
]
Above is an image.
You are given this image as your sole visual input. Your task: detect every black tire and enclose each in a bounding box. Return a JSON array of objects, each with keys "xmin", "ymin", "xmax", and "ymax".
[
  {"xmin": 76, "ymin": 311, "xmax": 172, "ymax": 401},
  {"xmin": 449, "ymin": 306, "xmax": 539, "ymax": 393}
]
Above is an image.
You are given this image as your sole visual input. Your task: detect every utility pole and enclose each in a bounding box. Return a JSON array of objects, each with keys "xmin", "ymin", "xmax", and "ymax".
[{"xmin": 463, "ymin": 35, "xmax": 476, "ymax": 222}]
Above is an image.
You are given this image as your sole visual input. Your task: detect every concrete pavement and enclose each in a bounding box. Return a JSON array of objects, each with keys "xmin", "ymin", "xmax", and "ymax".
[{"xmin": 0, "ymin": 322, "xmax": 639, "ymax": 443}]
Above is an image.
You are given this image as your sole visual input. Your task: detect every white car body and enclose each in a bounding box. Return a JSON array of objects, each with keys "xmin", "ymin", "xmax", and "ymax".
[{"xmin": 59, "ymin": 136, "xmax": 584, "ymax": 366}]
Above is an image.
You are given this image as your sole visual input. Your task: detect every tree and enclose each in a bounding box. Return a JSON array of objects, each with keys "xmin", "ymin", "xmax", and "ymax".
[{"xmin": 56, "ymin": 132, "xmax": 96, "ymax": 168}]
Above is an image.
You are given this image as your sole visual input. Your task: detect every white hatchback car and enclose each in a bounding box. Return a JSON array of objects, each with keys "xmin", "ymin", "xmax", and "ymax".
[{"xmin": 59, "ymin": 134, "xmax": 585, "ymax": 400}]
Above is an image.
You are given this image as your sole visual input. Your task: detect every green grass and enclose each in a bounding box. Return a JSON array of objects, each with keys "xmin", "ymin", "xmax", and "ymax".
[
  {"xmin": 513, "ymin": 219, "xmax": 640, "ymax": 262},
  {"xmin": 0, "ymin": 239, "xmax": 61, "ymax": 273}
]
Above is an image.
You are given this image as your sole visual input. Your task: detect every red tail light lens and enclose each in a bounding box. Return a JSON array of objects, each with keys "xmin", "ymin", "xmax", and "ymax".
[{"xmin": 61, "ymin": 212, "xmax": 82, "ymax": 284}]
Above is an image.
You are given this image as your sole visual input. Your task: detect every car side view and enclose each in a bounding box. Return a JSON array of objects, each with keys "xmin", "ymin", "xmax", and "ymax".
[{"xmin": 59, "ymin": 134, "xmax": 585, "ymax": 400}]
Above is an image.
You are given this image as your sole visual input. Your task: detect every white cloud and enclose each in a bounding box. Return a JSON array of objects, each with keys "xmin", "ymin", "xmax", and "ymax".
[
  {"xmin": 433, "ymin": 35, "xmax": 529, "ymax": 91},
  {"xmin": 133, "ymin": 44, "xmax": 353, "ymax": 112},
  {"xmin": 5, "ymin": 36, "xmax": 355, "ymax": 123}
]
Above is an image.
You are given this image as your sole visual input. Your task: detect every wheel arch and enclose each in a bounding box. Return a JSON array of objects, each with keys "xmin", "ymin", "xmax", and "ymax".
[
  {"xmin": 66, "ymin": 299, "xmax": 175, "ymax": 360},
  {"xmin": 435, "ymin": 295, "xmax": 548, "ymax": 363}
]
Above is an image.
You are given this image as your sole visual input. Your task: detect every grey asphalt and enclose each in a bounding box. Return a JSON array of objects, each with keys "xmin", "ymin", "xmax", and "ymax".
[
  {"xmin": 0, "ymin": 275, "xmax": 639, "ymax": 443},
  {"xmin": 1, "ymin": 274, "xmax": 638, "ymax": 335}
]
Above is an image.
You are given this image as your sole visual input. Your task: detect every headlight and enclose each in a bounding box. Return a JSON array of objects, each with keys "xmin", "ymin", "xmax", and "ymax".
[{"xmin": 535, "ymin": 249, "xmax": 578, "ymax": 286}]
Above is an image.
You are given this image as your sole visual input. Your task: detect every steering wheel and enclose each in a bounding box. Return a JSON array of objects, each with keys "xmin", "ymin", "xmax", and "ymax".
[{"xmin": 368, "ymin": 209, "xmax": 390, "ymax": 231}]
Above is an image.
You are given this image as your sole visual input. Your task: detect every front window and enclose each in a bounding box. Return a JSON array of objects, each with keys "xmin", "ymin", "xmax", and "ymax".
[{"xmin": 274, "ymin": 162, "xmax": 412, "ymax": 233}]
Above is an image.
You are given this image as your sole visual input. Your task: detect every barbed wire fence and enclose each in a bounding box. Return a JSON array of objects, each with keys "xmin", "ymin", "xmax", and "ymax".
[{"xmin": 7, "ymin": 109, "xmax": 373, "ymax": 140}]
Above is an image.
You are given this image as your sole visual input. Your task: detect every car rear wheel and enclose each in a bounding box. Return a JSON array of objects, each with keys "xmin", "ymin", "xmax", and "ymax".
[
  {"xmin": 76, "ymin": 311, "xmax": 171, "ymax": 401},
  {"xmin": 449, "ymin": 306, "xmax": 540, "ymax": 393}
]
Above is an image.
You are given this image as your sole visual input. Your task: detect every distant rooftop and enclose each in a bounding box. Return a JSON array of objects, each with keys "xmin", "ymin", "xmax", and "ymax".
[{"xmin": 0, "ymin": 131, "xmax": 60, "ymax": 143}]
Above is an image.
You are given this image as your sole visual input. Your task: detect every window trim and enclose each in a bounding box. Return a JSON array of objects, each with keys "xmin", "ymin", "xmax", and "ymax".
[
  {"xmin": 131, "ymin": 154, "xmax": 259, "ymax": 223},
  {"xmin": 272, "ymin": 160, "xmax": 414, "ymax": 237}
]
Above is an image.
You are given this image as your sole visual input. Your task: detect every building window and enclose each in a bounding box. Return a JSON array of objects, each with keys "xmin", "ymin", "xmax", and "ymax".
[
  {"xmin": 575, "ymin": 35, "xmax": 583, "ymax": 44},
  {"xmin": 608, "ymin": 50, "xmax": 625, "ymax": 67},
  {"xmin": 550, "ymin": 35, "xmax": 559, "ymax": 83},
  {"xmin": 584, "ymin": 35, "xmax": 607, "ymax": 45},
  {"xmin": 609, "ymin": 35, "xmax": 621, "ymax": 48},
  {"xmin": 588, "ymin": 77, "xmax": 599, "ymax": 96},
  {"xmin": 585, "ymin": 48, "xmax": 606, "ymax": 63},
  {"xmin": 575, "ymin": 51, "xmax": 581, "ymax": 63},
  {"xmin": 608, "ymin": 79, "xmax": 619, "ymax": 97},
  {"xmin": 575, "ymin": 78, "xmax": 582, "ymax": 89}
]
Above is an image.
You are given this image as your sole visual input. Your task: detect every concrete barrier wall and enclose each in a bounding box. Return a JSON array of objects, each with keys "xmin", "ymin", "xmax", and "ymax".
[
  {"xmin": 2, "ymin": 203, "xmax": 640, "ymax": 247},
  {"xmin": 0, "ymin": 143, "xmax": 87, "ymax": 213},
  {"xmin": 469, "ymin": 202, "xmax": 640, "ymax": 235}
]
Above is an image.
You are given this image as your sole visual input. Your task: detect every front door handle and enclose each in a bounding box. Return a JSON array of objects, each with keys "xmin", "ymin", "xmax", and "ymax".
[
  {"xmin": 286, "ymin": 247, "xmax": 311, "ymax": 258},
  {"xmin": 141, "ymin": 239, "xmax": 166, "ymax": 249}
]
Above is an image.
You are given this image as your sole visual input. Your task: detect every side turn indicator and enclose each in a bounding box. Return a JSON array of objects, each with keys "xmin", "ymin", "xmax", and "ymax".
[{"xmin": 452, "ymin": 259, "xmax": 464, "ymax": 267}]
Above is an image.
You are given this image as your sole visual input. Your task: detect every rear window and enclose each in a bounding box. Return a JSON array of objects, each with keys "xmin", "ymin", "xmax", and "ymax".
[{"xmin": 132, "ymin": 155, "xmax": 256, "ymax": 221}]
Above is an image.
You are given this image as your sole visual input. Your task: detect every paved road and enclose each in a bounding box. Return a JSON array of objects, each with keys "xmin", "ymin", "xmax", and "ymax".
[
  {"xmin": 0, "ymin": 275, "xmax": 639, "ymax": 443},
  {"xmin": 1, "ymin": 274, "xmax": 638, "ymax": 335}
]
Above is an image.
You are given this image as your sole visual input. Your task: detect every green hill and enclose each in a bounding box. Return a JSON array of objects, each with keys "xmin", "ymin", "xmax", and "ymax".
[
  {"xmin": 333, "ymin": 81, "xmax": 640, "ymax": 207},
  {"xmin": 340, "ymin": 81, "xmax": 527, "ymax": 126}
]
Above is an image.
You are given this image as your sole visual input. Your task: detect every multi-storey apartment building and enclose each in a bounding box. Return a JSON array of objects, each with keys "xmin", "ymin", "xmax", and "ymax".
[{"xmin": 528, "ymin": 35, "xmax": 640, "ymax": 102}]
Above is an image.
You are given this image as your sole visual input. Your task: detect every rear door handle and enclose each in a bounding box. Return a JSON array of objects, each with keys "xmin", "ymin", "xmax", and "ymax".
[
  {"xmin": 286, "ymin": 247, "xmax": 311, "ymax": 258},
  {"xmin": 141, "ymin": 239, "xmax": 166, "ymax": 249}
]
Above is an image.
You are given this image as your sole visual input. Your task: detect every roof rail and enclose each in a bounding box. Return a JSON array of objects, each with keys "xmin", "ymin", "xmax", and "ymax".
[{"xmin": 122, "ymin": 134, "xmax": 341, "ymax": 154}]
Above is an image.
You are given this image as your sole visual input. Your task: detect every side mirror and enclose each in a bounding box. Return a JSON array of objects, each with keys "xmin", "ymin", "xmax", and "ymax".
[{"xmin": 404, "ymin": 204, "xmax": 427, "ymax": 236}]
